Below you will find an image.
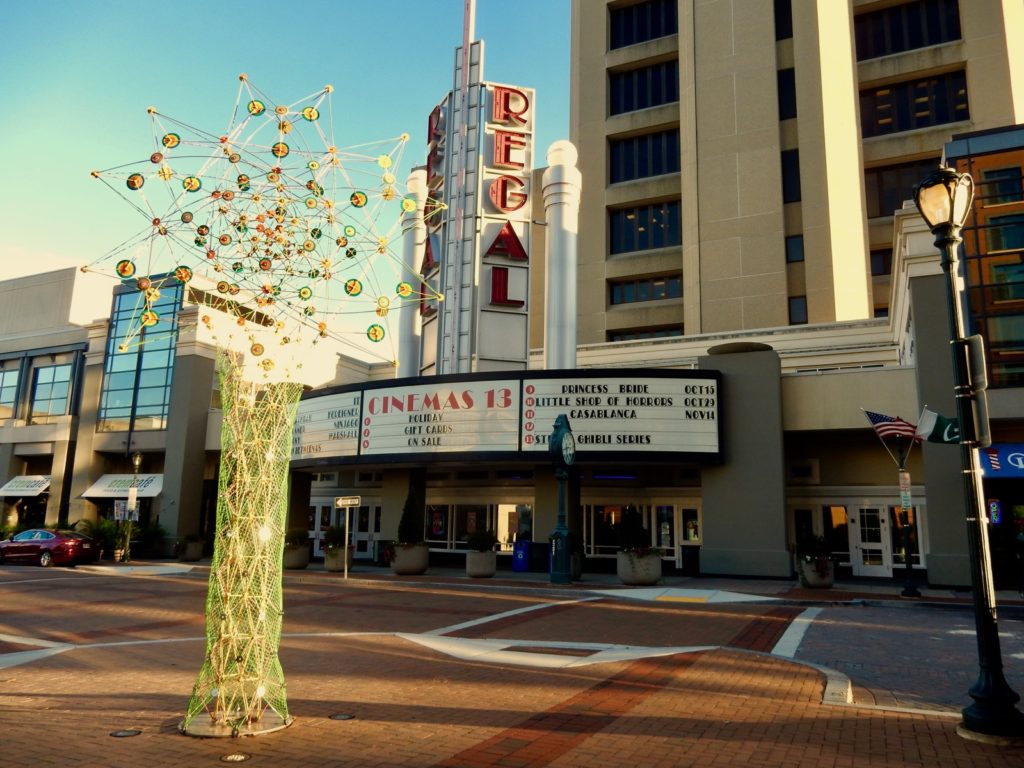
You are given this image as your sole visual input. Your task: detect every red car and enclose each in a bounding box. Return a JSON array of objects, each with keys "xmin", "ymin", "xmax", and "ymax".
[{"xmin": 0, "ymin": 529, "xmax": 100, "ymax": 567}]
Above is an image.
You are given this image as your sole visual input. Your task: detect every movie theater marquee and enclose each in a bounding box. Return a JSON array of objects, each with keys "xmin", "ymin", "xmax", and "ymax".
[{"xmin": 292, "ymin": 371, "xmax": 721, "ymax": 464}]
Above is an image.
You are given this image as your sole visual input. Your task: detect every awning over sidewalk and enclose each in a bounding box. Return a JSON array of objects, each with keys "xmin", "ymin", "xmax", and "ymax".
[
  {"xmin": 0, "ymin": 475, "xmax": 52, "ymax": 497},
  {"xmin": 81, "ymin": 474, "xmax": 163, "ymax": 498}
]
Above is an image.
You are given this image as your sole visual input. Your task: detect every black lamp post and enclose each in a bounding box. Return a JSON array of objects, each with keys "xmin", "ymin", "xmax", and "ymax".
[
  {"xmin": 548, "ymin": 414, "xmax": 575, "ymax": 585},
  {"xmin": 125, "ymin": 450, "xmax": 142, "ymax": 564},
  {"xmin": 913, "ymin": 167, "xmax": 1024, "ymax": 740}
]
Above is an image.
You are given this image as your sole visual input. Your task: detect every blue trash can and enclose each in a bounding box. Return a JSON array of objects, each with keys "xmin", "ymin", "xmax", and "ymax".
[{"xmin": 512, "ymin": 540, "xmax": 530, "ymax": 572}]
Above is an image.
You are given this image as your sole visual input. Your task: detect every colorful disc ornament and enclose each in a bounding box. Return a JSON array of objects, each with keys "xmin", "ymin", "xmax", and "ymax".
[
  {"xmin": 366, "ymin": 324, "xmax": 385, "ymax": 342},
  {"xmin": 247, "ymin": 100, "xmax": 265, "ymax": 115},
  {"xmin": 162, "ymin": 133, "xmax": 180, "ymax": 149},
  {"xmin": 302, "ymin": 106, "xmax": 319, "ymax": 121},
  {"xmin": 140, "ymin": 310, "xmax": 159, "ymax": 327},
  {"xmin": 350, "ymin": 192, "xmax": 367, "ymax": 208},
  {"xmin": 271, "ymin": 142, "xmax": 290, "ymax": 158},
  {"xmin": 344, "ymin": 279, "xmax": 362, "ymax": 296},
  {"xmin": 396, "ymin": 282, "xmax": 413, "ymax": 298},
  {"xmin": 174, "ymin": 266, "xmax": 193, "ymax": 283},
  {"xmin": 126, "ymin": 174, "xmax": 145, "ymax": 191},
  {"xmin": 183, "ymin": 176, "xmax": 202, "ymax": 192},
  {"xmin": 116, "ymin": 260, "xmax": 136, "ymax": 278}
]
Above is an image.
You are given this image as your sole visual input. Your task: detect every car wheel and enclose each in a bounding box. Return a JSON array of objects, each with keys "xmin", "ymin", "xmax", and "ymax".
[{"xmin": 39, "ymin": 551, "xmax": 53, "ymax": 568}]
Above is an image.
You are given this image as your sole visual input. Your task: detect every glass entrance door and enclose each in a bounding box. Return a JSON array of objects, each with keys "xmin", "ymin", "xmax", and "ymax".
[{"xmin": 847, "ymin": 506, "xmax": 892, "ymax": 577}]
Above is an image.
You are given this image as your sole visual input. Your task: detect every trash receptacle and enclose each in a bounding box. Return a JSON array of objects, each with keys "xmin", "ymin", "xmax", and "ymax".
[{"xmin": 512, "ymin": 540, "xmax": 530, "ymax": 572}]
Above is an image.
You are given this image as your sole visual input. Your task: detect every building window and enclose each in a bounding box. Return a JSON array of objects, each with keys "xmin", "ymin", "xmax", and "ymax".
[
  {"xmin": 864, "ymin": 157, "xmax": 940, "ymax": 219},
  {"xmin": 777, "ymin": 68, "xmax": 797, "ymax": 120},
  {"xmin": 859, "ymin": 70, "xmax": 969, "ymax": 138},
  {"xmin": 29, "ymin": 364, "xmax": 72, "ymax": 425},
  {"xmin": 609, "ymin": 60, "xmax": 679, "ymax": 116},
  {"xmin": 874, "ymin": 306, "xmax": 890, "ymax": 318},
  {"xmin": 987, "ymin": 214, "xmax": 1024, "ymax": 252},
  {"xmin": 789, "ymin": 295, "xmax": 808, "ymax": 325},
  {"xmin": 774, "ymin": 0, "xmax": 793, "ymax": 41},
  {"xmin": 609, "ymin": 128, "xmax": 680, "ymax": 183},
  {"xmin": 781, "ymin": 149, "xmax": 801, "ymax": 203},
  {"xmin": 609, "ymin": 275, "xmax": 682, "ymax": 305},
  {"xmin": 98, "ymin": 280, "xmax": 183, "ymax": 432},
  {"xmin": 0, "ymin": 365, "xmax": 19, "ymax": 420},
  {"xmin": 785, "ymin": 235, "xmax": 804, "ymax": 263},
  {"xmin": 610, "ymin": 0, "xmax": 678, "ymax": 50},
  {"xmin": 855, "ymin": 0, "xmax": 961, "ymax": 61},
  {"xmin": 991, "ymin": 263, "xmax": 1024, "ymax": 303},
  {"xmin": 981, "ymin": 167, "xmax": 1024, "ymax": 205},
  {"xmin": 607, "ymin": 326, "xmax": 684, "ymax": 342},
  {"xmin": 871, "ymin": 248, "xmax": 893, "ymax": 276},
  {"xmin": 609, "ymin": 200, "xmax": 681, "ymax": 255}
]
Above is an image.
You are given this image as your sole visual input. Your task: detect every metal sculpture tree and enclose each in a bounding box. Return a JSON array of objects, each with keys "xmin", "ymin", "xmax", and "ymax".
[{"xmin": 89, "ymin": 76, "xmax": 440, "ymax": 735}]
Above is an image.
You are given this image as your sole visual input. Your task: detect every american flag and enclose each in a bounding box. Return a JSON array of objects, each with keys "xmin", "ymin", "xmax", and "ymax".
[{"xmin": 864, "ymin": 410, "xmax": 917, "ymax": 440}]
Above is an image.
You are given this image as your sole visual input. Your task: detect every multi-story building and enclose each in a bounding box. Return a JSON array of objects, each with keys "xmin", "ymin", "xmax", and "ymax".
[{"xmin": 570, "ymin": 0, "xmax": 1024, "ymax": 336}]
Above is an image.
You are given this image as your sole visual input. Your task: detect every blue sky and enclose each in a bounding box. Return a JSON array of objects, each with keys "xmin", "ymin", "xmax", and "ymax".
[{"xmin": 0, "ymin": 0, "xmax": 569, "ymax": 279}]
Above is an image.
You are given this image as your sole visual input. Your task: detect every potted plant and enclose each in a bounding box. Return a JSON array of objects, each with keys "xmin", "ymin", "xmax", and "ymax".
[
  {"xmin": 388, "ymin": 472, "xmax": 429, "ymax": 575},
  {"xmin": 465, "ymin": 528, "xmax": 498, "ymax": 578},
  {"xmin": 322, "ymin": 524, "xmax": 353, "ymax": 572},
  {"xmin": 113, "ymin": 522, "xmax": 132, "ymax": 563},
  {"xmin": 615, "ymin": 506, "xmax": 662, "ymax": 586},
  {"xmin": 796, "ymin": 535, "xmax": 834, "ymax": 588},
  {"xmin": 76, "ymin": 518, "xmax": 117, "ymax": 560},
  {"xmin": 283, "ymin": 529, "xmax": 310, "ymax": 570},
  {"xmin": 175, "ymin": 533, "xmax": 203, "ymax": 562}
]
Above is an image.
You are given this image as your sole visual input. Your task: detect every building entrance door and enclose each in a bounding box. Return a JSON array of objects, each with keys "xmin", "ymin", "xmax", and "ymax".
[
  {"xmin": 351, "ymin": 503, "xmax": 380, "ymax": 560},
  {"xmin": 311, "ymin": 501, "xmax": 335, "ymax": 558},
  {"xmin": 847, "ymin": 506, "xmax": 892, "ymax": 577}
]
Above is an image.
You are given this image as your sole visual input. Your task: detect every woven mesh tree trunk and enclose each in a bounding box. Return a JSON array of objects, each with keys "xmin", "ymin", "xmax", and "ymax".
[{"xmin": 180, "ymin": 353, "xmax": 303, "ymax": 736}]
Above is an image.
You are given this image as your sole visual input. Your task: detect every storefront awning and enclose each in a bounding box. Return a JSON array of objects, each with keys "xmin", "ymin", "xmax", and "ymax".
[
  {"xmin": 81, "ymin": 474, "xmax": 164, "ymax": 499},
  {"xmin": 0, "ymin": 475, "xmax": 52, "ymax": 497}
]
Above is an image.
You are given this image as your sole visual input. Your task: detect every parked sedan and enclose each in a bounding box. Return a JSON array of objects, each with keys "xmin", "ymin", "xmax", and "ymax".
[{"xmin": 0, "ymin": 529, "xmax": 100, "ymax": 567}]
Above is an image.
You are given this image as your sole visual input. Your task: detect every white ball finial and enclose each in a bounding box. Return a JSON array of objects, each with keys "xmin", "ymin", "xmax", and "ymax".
[{"xmin": 547, "ymin": 140, "xmax": 578, "ymax": 168}]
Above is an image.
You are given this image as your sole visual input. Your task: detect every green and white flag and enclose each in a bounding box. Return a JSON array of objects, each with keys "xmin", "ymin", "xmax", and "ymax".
[{"xmin": 916, "ymin": 407, "xmax": 959, "ymax": 444}]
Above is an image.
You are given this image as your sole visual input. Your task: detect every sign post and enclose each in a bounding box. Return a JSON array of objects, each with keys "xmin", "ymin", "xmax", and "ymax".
[{"xmin": 335, "ymin": 496, "xmax": 361, "ymax": 579}]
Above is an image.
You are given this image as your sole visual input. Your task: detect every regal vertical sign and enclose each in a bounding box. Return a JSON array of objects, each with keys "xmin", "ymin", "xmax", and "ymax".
[{"xmin": 418, "ymin": 40, "xmax": 534, "ymax": 376}]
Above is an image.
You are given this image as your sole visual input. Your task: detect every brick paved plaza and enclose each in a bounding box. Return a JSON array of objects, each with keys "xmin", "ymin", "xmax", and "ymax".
[{"xmin": 1, "ymin": 564, "xmax": 1022, "ymax": 767}]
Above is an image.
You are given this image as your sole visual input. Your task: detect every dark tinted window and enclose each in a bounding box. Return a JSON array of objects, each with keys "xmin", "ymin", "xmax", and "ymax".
[
  {"xmin": 774, "ymin": 0, "xmax": 793, "ymax": 40},
  {"xmin": 789, "ymin": 295, "xmax": 808, "ymax": 325},
  {"xmin": 610, "ymin": 61, "xmax": 679, "ymax": 115},
  {"xmin": 855, "ymin": 0, "xmax": 961, "ymax": 61},
  {"xmin": 610, "ymin": 0, "xmax": 678, "ymax": 49},
  {"xmin": 781, "ymin": 149, "xmax": 801, "ymax": 203},
  {"xmin": 785, "ymin": 235, "xmax": 804, "ymax": 263},
  {"xmin": 610, "ymin": 128, "xmax": 680, "ymax": 183},
  {"xmin": 860, "ymin": 70, "xmax": 969, "ymax": 138},
  {"xmin": 871, "ymin": 248, "xmax": 893, "ymax": 276},
  {"xmin": 864, "ymin": 157, "xmax": 940, "ymax": 219},
  {"xmin": 609, "ymin": 200, "xmax": 682, "ymax": 255},
  {"xmin": 777, "ymin": 68, "xmax": 797, "ymax": 120}
]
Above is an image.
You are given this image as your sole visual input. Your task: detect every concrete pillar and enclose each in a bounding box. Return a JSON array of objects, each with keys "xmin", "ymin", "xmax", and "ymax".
[
  {"xmin": 162, "ymin": 342, "xmax": 216, "ymax": 541},
  {"xmin": 698, "ymin": 344, "xmax": 790, "ymax": 576},
  {"xmin": 542, "ymin": 141, "xmax": 582, "ymax": 371},
  {"xmin": 399, "ymin": 168, "xmax": 427, "ymax": 378}
]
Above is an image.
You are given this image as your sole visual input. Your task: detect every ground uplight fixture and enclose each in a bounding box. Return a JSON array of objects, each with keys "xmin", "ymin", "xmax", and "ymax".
[
  {"xmin": 330, "ymin": 713, "xmax": 355, "ymax": 721},
  {"xmin": 109, "ymin": 729, "xmax": 142, "ymax": 738},
  {"xmin": 912, "ymin": 166, "xmax": 1024, "ymax": 741}
]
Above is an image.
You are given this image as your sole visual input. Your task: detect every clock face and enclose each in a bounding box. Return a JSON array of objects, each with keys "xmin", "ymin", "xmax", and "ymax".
[{"xmin": 561, "ymin": 431, "xmax": 576, "ymax": 465}]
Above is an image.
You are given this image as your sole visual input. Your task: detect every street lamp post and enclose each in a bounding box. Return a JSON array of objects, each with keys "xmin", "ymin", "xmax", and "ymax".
[
  {"xmin": 125, "ymin": 450, "xmax": 142, "ymax": 564},
  {"xmin": 913, "ymin": 167, "xmax": 1024, "ymax": 740},
  {"xmin": 548, "ymin": 415, "xmax": 575, "ymax": 584}
]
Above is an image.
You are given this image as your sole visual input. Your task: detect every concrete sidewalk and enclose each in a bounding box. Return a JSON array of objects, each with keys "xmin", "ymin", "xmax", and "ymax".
[{"xmin": 3, "ymin": 560, "xmax": 1024, "ymax": 766}]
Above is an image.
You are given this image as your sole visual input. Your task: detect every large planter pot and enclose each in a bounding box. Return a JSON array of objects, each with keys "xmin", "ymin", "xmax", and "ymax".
[
  {"xmin": 390, "ymin": 542, "xmax": 429, "ymax": 575},
  {"xmin": 616, "ymin": 551, "xmax": 662, "ymax": 586},
  {"xmin": 178, "ymin": 540, "xmax": 203, "ymax": 562},
  {"xmin": 324, "ymin": 546, "xmax": 354, "ymax": 573},
  {"xmin": 798, "ymin": 558, "xmax": 834, "ymax": 588},
  {"xmin": 466, "ymin": 550, "xmax": 496, "ymax": 578},
  {"xmin": 283, "ymin": 544, "xmax": 310, "ymax": 570}
]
